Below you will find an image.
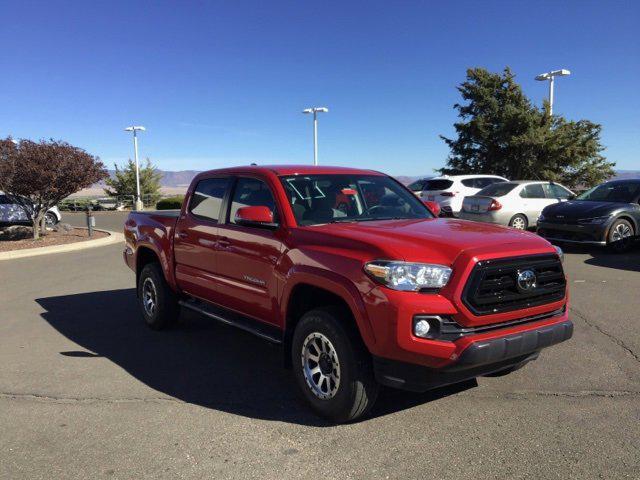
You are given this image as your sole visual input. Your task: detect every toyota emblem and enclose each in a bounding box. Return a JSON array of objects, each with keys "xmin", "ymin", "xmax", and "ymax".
[{"xmin": 516, "ymin": 269, "xmax": 537, "ymax": 292}]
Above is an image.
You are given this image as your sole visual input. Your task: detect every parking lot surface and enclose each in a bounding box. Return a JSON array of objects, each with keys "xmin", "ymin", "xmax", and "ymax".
[{"xmin": 1, "ymin": 212, "xmax": 638, "ymax": 479}]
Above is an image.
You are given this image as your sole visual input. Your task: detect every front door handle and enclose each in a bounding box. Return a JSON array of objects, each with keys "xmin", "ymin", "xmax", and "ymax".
[{"xmin": 217, "ymin": 237, "xmax": 231, "ymax": 248}]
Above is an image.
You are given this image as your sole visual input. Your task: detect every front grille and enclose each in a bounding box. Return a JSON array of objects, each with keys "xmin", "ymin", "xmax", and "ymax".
[{"xmin": 462, "ymin": 254, "xmax": 566, "ymax": 315}]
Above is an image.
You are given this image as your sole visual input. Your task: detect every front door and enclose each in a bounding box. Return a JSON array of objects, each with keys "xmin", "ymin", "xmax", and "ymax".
[
  {"xmin": 212, "ymin": 176, "xmax": 284, "ymax": 326},
  {"xmin": 519, "ymin": 183, "xmax": 553, "ymax": 224},
  {"xmin": 173, "ymin": 176, "xmax": 230, "ymax": 301}
]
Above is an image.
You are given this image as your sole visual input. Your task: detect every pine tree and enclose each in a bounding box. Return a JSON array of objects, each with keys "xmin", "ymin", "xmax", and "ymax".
[
  {"xmin": 439, "ymin": 67, "xmax": 614, "ymax": 188},
  {"xmin": 104, "ymin": 158, "xmax": 162, "ymax": 205}
]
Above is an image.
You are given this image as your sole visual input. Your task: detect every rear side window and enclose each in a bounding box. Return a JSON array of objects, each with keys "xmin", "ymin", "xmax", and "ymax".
[
  {"xmin": 520, "ymin": 184, "xmax": 546, "ymax": 199},
  {"xmin": 189, "ymin": 177, "xmax": 229, "ymax": 222},
  {"xmin": 477, "ymin": 183, "xmax": 517, "ymax": 197},
  {"xmin": 229, "ymin": 177, "xmax": 278, "ymax": 225},
  {"xmin": 477, "ymin": 177, "xmax": 503, "ymax": 188},
  {"xmin": 0, "ymin": 195, "xmax": 9, "ymax": 204},
  {"xmin": 424, "ymin": 179, "xmax": 453, "ymax": 191}
]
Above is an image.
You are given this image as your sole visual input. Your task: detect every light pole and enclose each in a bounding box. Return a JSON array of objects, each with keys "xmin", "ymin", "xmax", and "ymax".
[
  {"xmin": 535, "ymin": 69, "xmax": 571, "ymax": 116},
  {"xmin": 124, "ymin": 126, "xmax": 146, "ymax": 210},
  {"xmin": 302, "ymin": 107, "xmax": 328, "ymax": 165}
]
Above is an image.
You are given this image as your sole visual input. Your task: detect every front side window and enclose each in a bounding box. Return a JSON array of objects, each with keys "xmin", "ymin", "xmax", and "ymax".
[
  {"xmin": 229, "ymin": 177, "xmax": 278, "ymax": 225},
  {"xmin": 189, "ymin": 177, "xmax": 229, "ymax": 222},
  {"xmin": 544, "ymin": 183, "xmax": 573, "ymax": 199},
  {"xmin": 280, "ymin": 174, "xmax": 432, "ymax": 226}
]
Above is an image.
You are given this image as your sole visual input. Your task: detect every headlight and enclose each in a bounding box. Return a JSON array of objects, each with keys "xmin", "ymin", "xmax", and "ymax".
[
  {"xmin": 364, "ymin": 261, "xmax": 452, "ymax": 291},
  {"xmin": 578, "ymin": 216, "xmax": 609, "ymax": 224},
  {"xmin": 538, "ymin": 213, "xmax": 546, "ymax": 222},
  {"xmin": 554, "ymin": 245, "xmax": 564, "ymax": 263}
]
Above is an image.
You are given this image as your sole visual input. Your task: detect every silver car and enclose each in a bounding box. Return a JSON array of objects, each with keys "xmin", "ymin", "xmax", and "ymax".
[
  {"xmin": 459, "ymin": 181, "xmax": 574, "ymax": 230},
  {"xmin": 0, "ymin": 192, "xmax": 62, "ymax": 227}
]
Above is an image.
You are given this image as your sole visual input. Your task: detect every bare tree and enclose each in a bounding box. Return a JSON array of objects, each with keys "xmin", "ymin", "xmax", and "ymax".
[{"xmin": 0, "ymin": 138, "xmax": 108, "ymax": 239}]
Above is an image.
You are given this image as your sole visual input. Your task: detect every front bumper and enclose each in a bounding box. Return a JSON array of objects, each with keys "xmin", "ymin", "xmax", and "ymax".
[
  {"xmin": 537, "ymin": 221, "xmax": 608, "ymax": 245},
  {"xmin": 374, "ymin": 319, "xmax": 573, "ymax": 391}
]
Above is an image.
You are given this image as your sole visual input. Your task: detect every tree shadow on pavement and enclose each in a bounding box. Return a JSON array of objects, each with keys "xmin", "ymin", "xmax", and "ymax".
[{"xmin": 36, "ymin": 289, "xmax": 475, "ymax": 426}]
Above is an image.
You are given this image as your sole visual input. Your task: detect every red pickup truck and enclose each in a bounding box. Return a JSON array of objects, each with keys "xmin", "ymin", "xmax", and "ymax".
[{"xmin": 124, "ymin": 165, "xmax": 572, "ymax": 422}]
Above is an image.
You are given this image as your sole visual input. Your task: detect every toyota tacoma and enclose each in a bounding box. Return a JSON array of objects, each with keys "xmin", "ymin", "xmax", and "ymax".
[{"xmin": 124, "ymin": 165, "xmax": 572, "ymax": 422}]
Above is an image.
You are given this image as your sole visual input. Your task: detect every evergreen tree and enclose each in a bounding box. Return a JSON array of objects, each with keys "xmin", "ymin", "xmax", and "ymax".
[
  {"xmin": 440, "ymin": 67, "xmax": 614, "ymax": 188},
  {"xmin": 104, "ymin": 158, "xmax": 162, "ymax": 205}
]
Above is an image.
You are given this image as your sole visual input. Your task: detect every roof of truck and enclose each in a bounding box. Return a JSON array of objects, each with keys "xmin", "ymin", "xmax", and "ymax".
[{"xmin": 199, "ymin": 165, "xmax": 385, "ymax": 177}]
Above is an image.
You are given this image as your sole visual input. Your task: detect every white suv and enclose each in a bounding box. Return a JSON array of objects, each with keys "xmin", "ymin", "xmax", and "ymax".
[
  {"xmin": 420, "ymin": 175, "xmax": 508, "ymax": 216},
  {"xmin": 0, "ymin": 192, "xmax": 62, "ymax": 227}
]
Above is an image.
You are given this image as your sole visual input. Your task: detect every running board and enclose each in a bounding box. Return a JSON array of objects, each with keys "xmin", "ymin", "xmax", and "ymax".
[{"xmin": 179, "ymin": 298, "xmax": 283, "ymax": 344}]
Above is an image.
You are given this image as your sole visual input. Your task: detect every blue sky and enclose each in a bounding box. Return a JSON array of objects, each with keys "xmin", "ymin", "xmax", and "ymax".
[{"xmin": 1, "ymin": 0, "xmax": 638, "ymax": 175}]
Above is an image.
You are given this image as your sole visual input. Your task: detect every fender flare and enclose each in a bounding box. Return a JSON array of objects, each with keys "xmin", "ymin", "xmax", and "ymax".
[
  {"xmin": 134, "ymin": 236, "xmax": 178, "ymax": 292},
  {"xmin": 280, "ymin": 265, "xmax": 377, "ymax": 349}
]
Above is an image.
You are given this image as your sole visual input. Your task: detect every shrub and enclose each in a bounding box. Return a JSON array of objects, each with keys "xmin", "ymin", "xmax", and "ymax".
[{"xmin": 156, "ymin": 196, "xmax": 184, "ymax": 210}]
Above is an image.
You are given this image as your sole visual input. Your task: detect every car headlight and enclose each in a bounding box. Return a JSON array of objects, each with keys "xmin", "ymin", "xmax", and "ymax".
[
  {"xmin": 538, "ymin": 213, "xmax": 546, "ymax": 222},
  {"xmin": 554, "ymin": 245, "xmax": 564, "ymax": 263},
  {"xmin": 578, "ymin": 216, "xmax": 609, "ymax": 224},
  {"xmin": 364, "ymin": 261, "xmax": 452, "ymax": 291}
]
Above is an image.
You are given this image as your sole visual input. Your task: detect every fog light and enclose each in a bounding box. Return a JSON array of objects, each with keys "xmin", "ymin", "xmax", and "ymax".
[{"xmin": 414, "ymin": 319, "xmax": 432, "ymax": 338}]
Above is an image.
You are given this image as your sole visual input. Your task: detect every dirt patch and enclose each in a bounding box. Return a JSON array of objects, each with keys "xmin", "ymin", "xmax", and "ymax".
[{"xmin": 0, "ymin": 226, "xmax": 108, "ymax": 252}]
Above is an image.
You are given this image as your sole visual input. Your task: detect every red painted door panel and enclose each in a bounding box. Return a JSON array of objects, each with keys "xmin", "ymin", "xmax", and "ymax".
[{"xmin": 173, "ymin": 176, "xmax": 230, "ymax": 300}]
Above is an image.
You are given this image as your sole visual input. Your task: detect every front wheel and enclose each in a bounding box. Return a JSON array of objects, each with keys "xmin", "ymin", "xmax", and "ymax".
[
  {"xmin": 138, "ymin": 263, "xmax": 180, "ymax": 330},
  {"xmin": 607, "ymin": 219, "xmax": 634, "ymax": 252},
  {"xmin": 45, "ymin": 212, "xmax": 59, "ymax": 228},
  {"xmin": 292, "ymin": 308, "xmax": 379, "ymax": 423}
]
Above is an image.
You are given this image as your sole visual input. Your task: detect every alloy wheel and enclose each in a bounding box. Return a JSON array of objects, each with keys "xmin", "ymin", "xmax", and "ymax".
[
  {"xmin": 142, "ymin": 277, "xmax": 158, "ymax": 317},
  {"xmin": 611, "ymin": 222, "xmax": 632, "ymax": 242},
  {"xmin": 301, "ymin": 332, "xmax": 341, "ymax": 399},
  {"xmin": 511, "ymin": 217, "xmax": 526, "ymax": 230}
]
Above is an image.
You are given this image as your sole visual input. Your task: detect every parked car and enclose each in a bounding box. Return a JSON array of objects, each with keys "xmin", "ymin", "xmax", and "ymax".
[
  {"xmin": 420, "ymin": 175, "xmax": 508, "ymax": 216},
  {"xmin": 459, "ymin": 181, "xmax": 574, "ymax": 230},
  {"xmin": 538, "ymin": 179, "xmax": 640, "ymax": 252},
  {"xmin": 406, "ymin": 177, "xmax": 433, "ymax": 197},
  {"xmin": 0, "ymin": 192, "xmax": 62, "ymax": 227},
  {"xmin": 124, "ymin": 165, "xmax": 572, "ymax": 423}
]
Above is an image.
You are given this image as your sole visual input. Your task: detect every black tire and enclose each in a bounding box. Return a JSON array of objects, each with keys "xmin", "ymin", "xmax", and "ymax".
[
  {"xmin": 45, "ymin": 212, "xmax": 59, "ymax": 227},
  {"xmin": 508, "ymin": 214, "xmax": 528, "ymax": 230},
  {"xmin": 607, "ymin": 218, "xmax": 634, "ymax": 253},
  {"xmin": 138, "ymin": 263, "xmax": 180, "ymax": 330},
  {"xmin": 291, "ymin": 308, "xmax": 379, "ymax": 423}
]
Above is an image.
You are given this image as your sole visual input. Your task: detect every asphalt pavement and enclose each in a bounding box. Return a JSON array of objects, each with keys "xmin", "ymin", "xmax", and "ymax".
[{"xmin": 1, "ymin": 212, "xmax": 638, "ymax": 479}]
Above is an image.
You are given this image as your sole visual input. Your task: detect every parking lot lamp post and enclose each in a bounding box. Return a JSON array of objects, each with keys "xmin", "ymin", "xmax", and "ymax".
[
  {"xmin": 535, "ymin": 69, "xmax": 571, "ymax": 116},
  {"xmin": 302, "ymin": 107, "xmax": 328, "ymax": 166},
  {"xmin": 124, "ymin": 126, "xmax": 146, "ymax": 210}
]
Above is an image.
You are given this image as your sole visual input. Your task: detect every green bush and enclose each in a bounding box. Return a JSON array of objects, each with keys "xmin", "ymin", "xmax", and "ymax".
[{"xmin": 156, "ymin": 196, "xmax": 184, "ymax": 210}]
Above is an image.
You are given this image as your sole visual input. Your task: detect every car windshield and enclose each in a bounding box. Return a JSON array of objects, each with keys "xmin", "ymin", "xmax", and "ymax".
[
  {"xmin": 577, "ymin": 182, "xmax": 640, "ymax": 203},
  {"xmin": 280, "ymin": 174, "xmax": 433, "ymax": 226},
  {"xmin": 476, "ymin": 182, "xmax": 517, "ymax": 197}
]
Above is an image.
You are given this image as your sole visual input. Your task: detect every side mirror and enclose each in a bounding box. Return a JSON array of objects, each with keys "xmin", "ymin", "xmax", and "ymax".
[
  {"xmin": 423, "ymin": 200, "xmax": 441, "ymax": 217},
  {"xmin": 235, "ymin": 206, "xmax": 278, "ymax": 229}
]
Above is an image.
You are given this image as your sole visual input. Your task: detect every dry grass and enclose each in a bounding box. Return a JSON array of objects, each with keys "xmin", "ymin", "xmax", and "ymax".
[{"xmin": 0, "ymin": 225, "xmax": 108, "ymax": 252}]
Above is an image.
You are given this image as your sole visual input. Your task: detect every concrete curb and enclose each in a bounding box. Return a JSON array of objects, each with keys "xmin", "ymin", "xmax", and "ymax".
[{"xmin": 0, "ymin": 228, "xmax": 124, "ymax": 261}]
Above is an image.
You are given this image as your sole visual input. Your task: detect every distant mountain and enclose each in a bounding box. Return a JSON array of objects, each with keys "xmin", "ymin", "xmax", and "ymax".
[{"xmin": 613, "ymin": 170, "xmax": 640, "ymax": 180}]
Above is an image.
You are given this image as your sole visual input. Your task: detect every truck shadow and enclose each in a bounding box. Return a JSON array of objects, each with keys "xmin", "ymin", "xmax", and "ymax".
[
  {"xmin": 562, "ymin": 244, "xmax": 640, "ymax": 272},
  {"xmin": 36, "ymin": 289, "xmax": 475, "ymax": 426}
]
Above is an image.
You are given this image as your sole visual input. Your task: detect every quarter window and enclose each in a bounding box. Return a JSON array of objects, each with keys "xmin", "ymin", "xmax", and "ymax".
[{"xmin": 189, "ymin": 177, "xmax": 229, "ymax": 222}]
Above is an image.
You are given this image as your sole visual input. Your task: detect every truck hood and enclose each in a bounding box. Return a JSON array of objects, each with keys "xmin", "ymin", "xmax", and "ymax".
[{"xmin": 307, "ymin": 218, "xmax": 553, "ymax": 265}]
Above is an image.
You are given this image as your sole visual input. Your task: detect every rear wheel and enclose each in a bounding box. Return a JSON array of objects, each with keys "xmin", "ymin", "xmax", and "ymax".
[
  {"xmin": 45, "ymin": 212, "xmax": 58, "ymax": 228},
  {"xmin": 607, "ymin": 219, "xmax": 634, "ymax": 252},
  {"xmin": 509, "ymin": 214, "xmax": 528, "ymax": 230},
  {"xmin": 292, "ymin": 308, "xmax": 379, "ymax": 423},
  {"xmin": 138, "ymin": 263, "xmax": 180, "ymax": 330}
]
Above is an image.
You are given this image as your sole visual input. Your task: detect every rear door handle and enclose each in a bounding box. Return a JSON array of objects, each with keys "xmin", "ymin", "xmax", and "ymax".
[
  {"xmin": 217, "ymin": 237, "xmax": 231, "ymax": 248},
  {"xmin": 177, "ymin": 232, "xmax": 188, "ymax": 239}
]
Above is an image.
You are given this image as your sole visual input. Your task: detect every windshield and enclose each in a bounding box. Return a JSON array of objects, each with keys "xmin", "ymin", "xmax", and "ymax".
[
  {"xmin": 577, "ymin": 182, "xmax": 640, "ymax": 203},
  {"xmin": 477, "ymin": 182, "xmax": 517, "ymax": 197},
  {"xmin": 280, "ymin": 174, "xmax": 433, "ymax": 226}
]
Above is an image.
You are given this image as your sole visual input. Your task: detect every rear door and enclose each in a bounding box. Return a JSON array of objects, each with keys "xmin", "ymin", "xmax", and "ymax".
[
  {"xmin": 173, "ymin": 176, "xmax": 230, "ymax": 300},
  {"xmin": 519, "ymin": 183, "xmax": 550, "ymax": 224},
  {"xmin": 212, "ymin": 176, "xmax": 285, "ymax": 326}
]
